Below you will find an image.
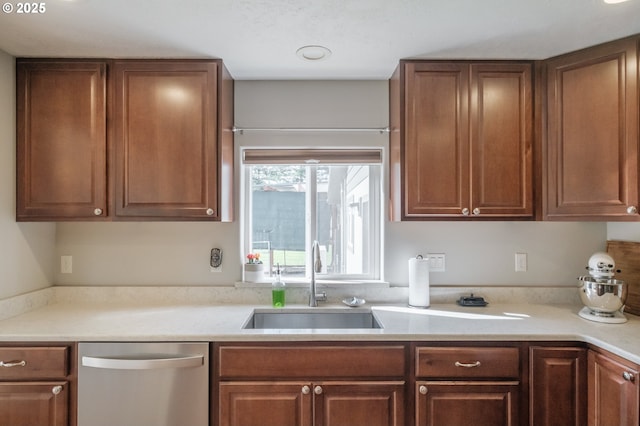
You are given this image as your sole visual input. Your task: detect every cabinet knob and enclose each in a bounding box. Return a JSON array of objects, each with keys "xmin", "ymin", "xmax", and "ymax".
[
  {"xmin": 93, "ymin": 208, "xmax": 103, "ymax": 216},
  {"xmin": 472, "ymin": 208, "xmax": 480, "ymax": 216},
  {"xmin": 627, "ymin": 206, "xmax": 638, "ymax": 215},
  {"xmin": 462, "ymin": 208, "xmax": 470, "ymax": 216},
  {"xmin": 52, "ymin": 385, "xmax": 63, "ymax": 395},
  {"xmin": 623, "ymin": 371, "xmax": 636, "ymax": 382},
  {"xmin": 206, "ymin": 208, "xmax": 215, "ymax": 216},
  {"xmin": 314, "ymin": 385, "xmax": 323, "ymax": 395},
  {"xmin": 301, "ymin": 385, "xmax": 310, "ymax": 395},
  {"xmin": 419, "ymin": 385, "xmax": 427, "ymax": 395}
]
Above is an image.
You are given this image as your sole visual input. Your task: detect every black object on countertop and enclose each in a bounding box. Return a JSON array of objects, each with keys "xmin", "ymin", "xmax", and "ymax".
[{"xmin": 457, "ymin": 294, "xmax": 488, "ymax": 307}]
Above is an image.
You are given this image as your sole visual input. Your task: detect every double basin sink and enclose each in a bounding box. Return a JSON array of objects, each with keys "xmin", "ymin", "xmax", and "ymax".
[{"xmin": 243, "ymin": 308, "xmax": 382, "ymax": 330}]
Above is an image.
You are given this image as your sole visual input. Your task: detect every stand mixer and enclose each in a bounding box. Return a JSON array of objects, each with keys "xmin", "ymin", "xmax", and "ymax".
[{"xmin": 577, "ymin": 252, "xmax": 628, "ymax": 324}]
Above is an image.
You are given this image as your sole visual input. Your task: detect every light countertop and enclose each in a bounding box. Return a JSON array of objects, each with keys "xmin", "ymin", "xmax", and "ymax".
[{"xmin": 0, "ymin": 300, "xmax": 639, "ymax": 365}]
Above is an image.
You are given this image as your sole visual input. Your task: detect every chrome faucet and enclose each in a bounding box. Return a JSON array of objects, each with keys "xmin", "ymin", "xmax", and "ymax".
[{"xmin": 309, "ymin": 240, "xmax": 327, "ymax": 307}]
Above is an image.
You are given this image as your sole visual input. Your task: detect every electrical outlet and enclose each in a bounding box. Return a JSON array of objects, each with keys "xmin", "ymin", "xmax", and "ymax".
[
  {"xmin": 428, "ymin": 253, "xmax": 446, "ymax": 272},
  {"xmin": 61, "ymin": 255, "xmax": 72, "ymax": 274},
  {"xmin": 515, "ymin": 252, "xmax": 527, "ymax": 272}
]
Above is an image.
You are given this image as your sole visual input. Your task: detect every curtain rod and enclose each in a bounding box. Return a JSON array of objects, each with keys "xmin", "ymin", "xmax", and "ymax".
[{"xmin": 232, "ymin": 126, "xmax": 390, "ymax": 135}]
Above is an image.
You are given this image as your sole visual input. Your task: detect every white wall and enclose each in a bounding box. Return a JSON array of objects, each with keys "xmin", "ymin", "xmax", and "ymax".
[
  {"xmin": 387, "ymin": 221, "xmax": 605, "ymax": 286},
  {"xmin": 608, "ymin": 223, "xmax": 640, "ymax": 242},
  {"xmin": 53, "ymin": 80, "xmax": 609, "ymax": 287},
  {"xmin": 55, "ymin": 222, "xmax": 240, "ymax": 285},
  {"xmin": 0, "ymin": 50, "xmax": 56, "ymax": 299}
]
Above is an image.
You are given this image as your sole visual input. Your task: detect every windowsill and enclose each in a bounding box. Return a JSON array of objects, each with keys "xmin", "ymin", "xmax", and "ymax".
[{"xmin": 235, "ymin": 279, "xmax": 390, "ymax": 289}]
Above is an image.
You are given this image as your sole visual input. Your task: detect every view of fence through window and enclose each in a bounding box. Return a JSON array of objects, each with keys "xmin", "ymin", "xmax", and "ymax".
[{"xmin": 249, "ymin": 163, "xmax": 377, "ymax": 280}]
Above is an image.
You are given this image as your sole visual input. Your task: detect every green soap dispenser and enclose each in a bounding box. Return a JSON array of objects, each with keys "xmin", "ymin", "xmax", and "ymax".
[{"xmin": 272, "ymin": 264, "xmax": 285, "ymax": 308}]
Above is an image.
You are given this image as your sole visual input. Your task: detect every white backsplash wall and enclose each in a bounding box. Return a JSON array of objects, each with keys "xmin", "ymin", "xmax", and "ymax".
[
  {"xmin": 53, "ymin": 80, "xmax": 610, "ymax": 288},
  {"xmin": 0, "ymin": 50, "xmax": 56, "ymax": 299},
  {"xmin": 607, "ymin": 223, "xmax": 640, "ymax": 242},
  {"xmin": 385, "ymin": 221, "xmax": 606, "ymax": 286},
  {"xmin": 54, "ymin": 220, "xmax": 607, "ymax": 287},
  {"xmin": 55, "ymin": 222, "xmax": 240, "ymax": 285}
]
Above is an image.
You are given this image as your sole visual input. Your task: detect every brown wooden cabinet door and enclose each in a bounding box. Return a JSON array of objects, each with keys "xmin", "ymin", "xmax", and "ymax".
[
  {"xmin": 114, "ymin": 60, "xmax": 219, "ymax": 219},
  {"xmin": 470, "ymin": 63, "xmax": 532, "ymax": 217},
  {"xmin": 16, "ymin": 60, "xmax": 107, "ymax": 220},
  {"xmin": 545, "ymin": 38, "xmax": 639, "ymax": 220},
  {"xmin": 0, "ymin": 381, "xmax": 68, "ymax": 426},
  {"xmin": 218, "ymin": 381, "xmax": 404, "ymax": 426},
  {"xmin": 398, "ymin": 61, "xmax": 532, "ymax": 219},
  {"xmin": 219, "ymin": 382, "xmax": 312, "ymax": 426},
  {"xmin": 315, "ymin": 381, "xmax": 405, "ymax": 426},
  {"xmin": 530, "ymin": 346, "xmax": 587, "ymax": 426},
  {"xmin": 588, "ymin": 350, "xmax": 640, "ymax": 426},
  {"xmin": 416, "ymin": 381, "xmax": 519, "ymax": 426},
  {"xmin": 403, "ymin": 62, "xmax": 470, "ymax": 218}
]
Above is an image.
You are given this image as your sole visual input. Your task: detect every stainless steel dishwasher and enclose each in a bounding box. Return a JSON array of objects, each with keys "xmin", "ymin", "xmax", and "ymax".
[{"xmin": 78, "ymin": 342, "xmax": 209, "ymax": 426}]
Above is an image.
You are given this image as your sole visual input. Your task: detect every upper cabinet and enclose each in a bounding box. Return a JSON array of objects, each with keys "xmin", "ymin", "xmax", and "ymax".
[
  {"xmin": 16, "ymin": 58, "xmax": 234, "ymax": 222},
  {"xmin": 390, "ymin": 61, "xmax": 533, "ymax": 220},
  {"xmin": 544, "ymin": 37, "xmax": 639, "ymax": 221},
  {"xmin": 113, "ymin": 60, "xmax": 233, "ymax": 220},
  {"xmin": 16, "ymin": 60, "xmax": 108, "ymax": 220}
]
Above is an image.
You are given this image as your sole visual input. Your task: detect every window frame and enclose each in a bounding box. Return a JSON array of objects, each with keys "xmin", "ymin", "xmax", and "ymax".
[{"xmin": 241, "ymin": 148, "xmax": 384, "ymax": 283}]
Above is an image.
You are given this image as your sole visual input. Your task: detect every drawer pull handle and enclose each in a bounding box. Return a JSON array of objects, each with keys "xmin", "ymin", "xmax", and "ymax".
[
  {"xmin": 52, "ymin": 385, "xmax": 63, "ymax": 395},
  {"xmin": 0, "ymin": 360, "xmax": 26, "ymax": 368},
  {"xmin": 419, "ymin": 385, "xmax": 428, "ymax": 395},
  {"xmin": 301, "ymin": 385, "xmax": 310, "ymax": 395},
  {"xmin": 455, "ymin": 361, "xmax": 481, "ymax": 368},
  {"xmin": 314, "ymin": 386, "xmax": 323, "ymax": 395},
  {"xmin": 623, "ymin": 371, "xmax": 635, "ymax": 382}
]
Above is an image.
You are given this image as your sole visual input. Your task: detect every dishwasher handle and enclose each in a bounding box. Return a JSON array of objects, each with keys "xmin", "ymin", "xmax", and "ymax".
[{"xmin": 82, "ymin": 354, "xmax": 204, "ymax": 370}]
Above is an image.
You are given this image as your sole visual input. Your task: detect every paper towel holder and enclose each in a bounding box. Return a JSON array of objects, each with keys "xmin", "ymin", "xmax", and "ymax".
[{"xmin": 408, "ymin": 254, "xmax": 430, "ymax": 309}]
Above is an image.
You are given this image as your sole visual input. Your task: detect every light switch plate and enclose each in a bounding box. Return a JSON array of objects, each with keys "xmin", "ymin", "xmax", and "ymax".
[{"xmin": 428, "ymin": 253, "xmax": 445, "ymax": 272}]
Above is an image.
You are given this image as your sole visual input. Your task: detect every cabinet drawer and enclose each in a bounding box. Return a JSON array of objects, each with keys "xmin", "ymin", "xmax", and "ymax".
[
  {"xmin": 0, "ymin": 347, "xmax": 69, "ymax": 379},
  {"xmin": 416, "ymin": 347, "xmax": 519, "ymax": 379},
  {"xmin": 218, "ymin": 345, "xmax": 406, "ymax": 379}
]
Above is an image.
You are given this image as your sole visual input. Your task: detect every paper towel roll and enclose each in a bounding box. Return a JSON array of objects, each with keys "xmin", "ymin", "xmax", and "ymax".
[{"xmin": 409, "ymin": 256, "xmax": 430, "ymax": 308}]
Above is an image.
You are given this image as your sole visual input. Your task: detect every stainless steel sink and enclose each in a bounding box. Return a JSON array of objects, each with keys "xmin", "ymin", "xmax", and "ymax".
[{"xmin": 243, "ymin": 309, "xmax": 383, "ymax": 329}]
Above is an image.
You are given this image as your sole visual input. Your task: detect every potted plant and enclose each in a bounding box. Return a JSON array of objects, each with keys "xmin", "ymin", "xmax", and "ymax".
[{"xmin": 244, "ymin": 253, "xmax": 265, "ymax": 282}]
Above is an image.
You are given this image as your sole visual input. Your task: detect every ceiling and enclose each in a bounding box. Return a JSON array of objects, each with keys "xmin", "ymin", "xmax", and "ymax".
[{"xmin": 1, "ymin": 0, "xmax": 640, "ymax": 80}]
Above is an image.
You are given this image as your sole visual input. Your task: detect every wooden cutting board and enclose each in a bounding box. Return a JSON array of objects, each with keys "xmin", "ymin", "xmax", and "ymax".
[{"xmin": 607, "ymin": 240, "xmax": 640, "ymax": 316}]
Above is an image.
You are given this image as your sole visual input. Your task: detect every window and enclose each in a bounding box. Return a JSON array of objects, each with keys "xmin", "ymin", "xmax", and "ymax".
[{"xmin": 243, "ymin": 149, "xmax": 382, "ymax": 282}]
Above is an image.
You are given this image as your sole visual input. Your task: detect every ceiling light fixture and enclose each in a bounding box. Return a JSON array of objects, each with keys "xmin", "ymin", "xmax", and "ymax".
[
  {"xmin": 603, "ymin": 0, "xmax": 630, "ymax": 3},
  {"xmin": 296, "ymin": 45, "xmax": 332, "ymax": 62}
]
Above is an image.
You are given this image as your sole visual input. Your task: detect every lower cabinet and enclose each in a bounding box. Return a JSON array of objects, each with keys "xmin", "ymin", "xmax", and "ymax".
[
  {"xmin": 0, "ymin": 382, "xmax": 69, "ymax": 426},
  {"xmin": 2, "ymin": 339, "xmax": 639, "ymax": 426},
  {"xmin": 0, "ymin": 345, "xmax": 74, "ymax": 426},
  {"xmin": 529, "ymin": 346, "xmax": 587, "ymax": 426},
  {"xmin": 219, "ymin": 381, "xmax": 404, "ymax": 426},
  {"xmin": 316, "ymin": 382, "xmax": 404, "ymax": 426},
  {"xmin": 414, "ymin": 345, "xmax": 522, "ymax": 426},
  {"xmin": 214, "ymin": 343, "xmax": 407, "ymax": 426},
  {"xmin": 588, "ymin": 348, "xmax": 640, "ymax": 426},
  {"xmin": 416, "ymin": 381, "xmax": 519, "ymax": 426}
]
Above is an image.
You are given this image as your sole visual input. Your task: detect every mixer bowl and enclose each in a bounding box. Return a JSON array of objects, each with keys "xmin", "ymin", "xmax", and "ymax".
[{"xmin": 578, "ymin": 277, "xmax": 627, "ymax": 315}]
